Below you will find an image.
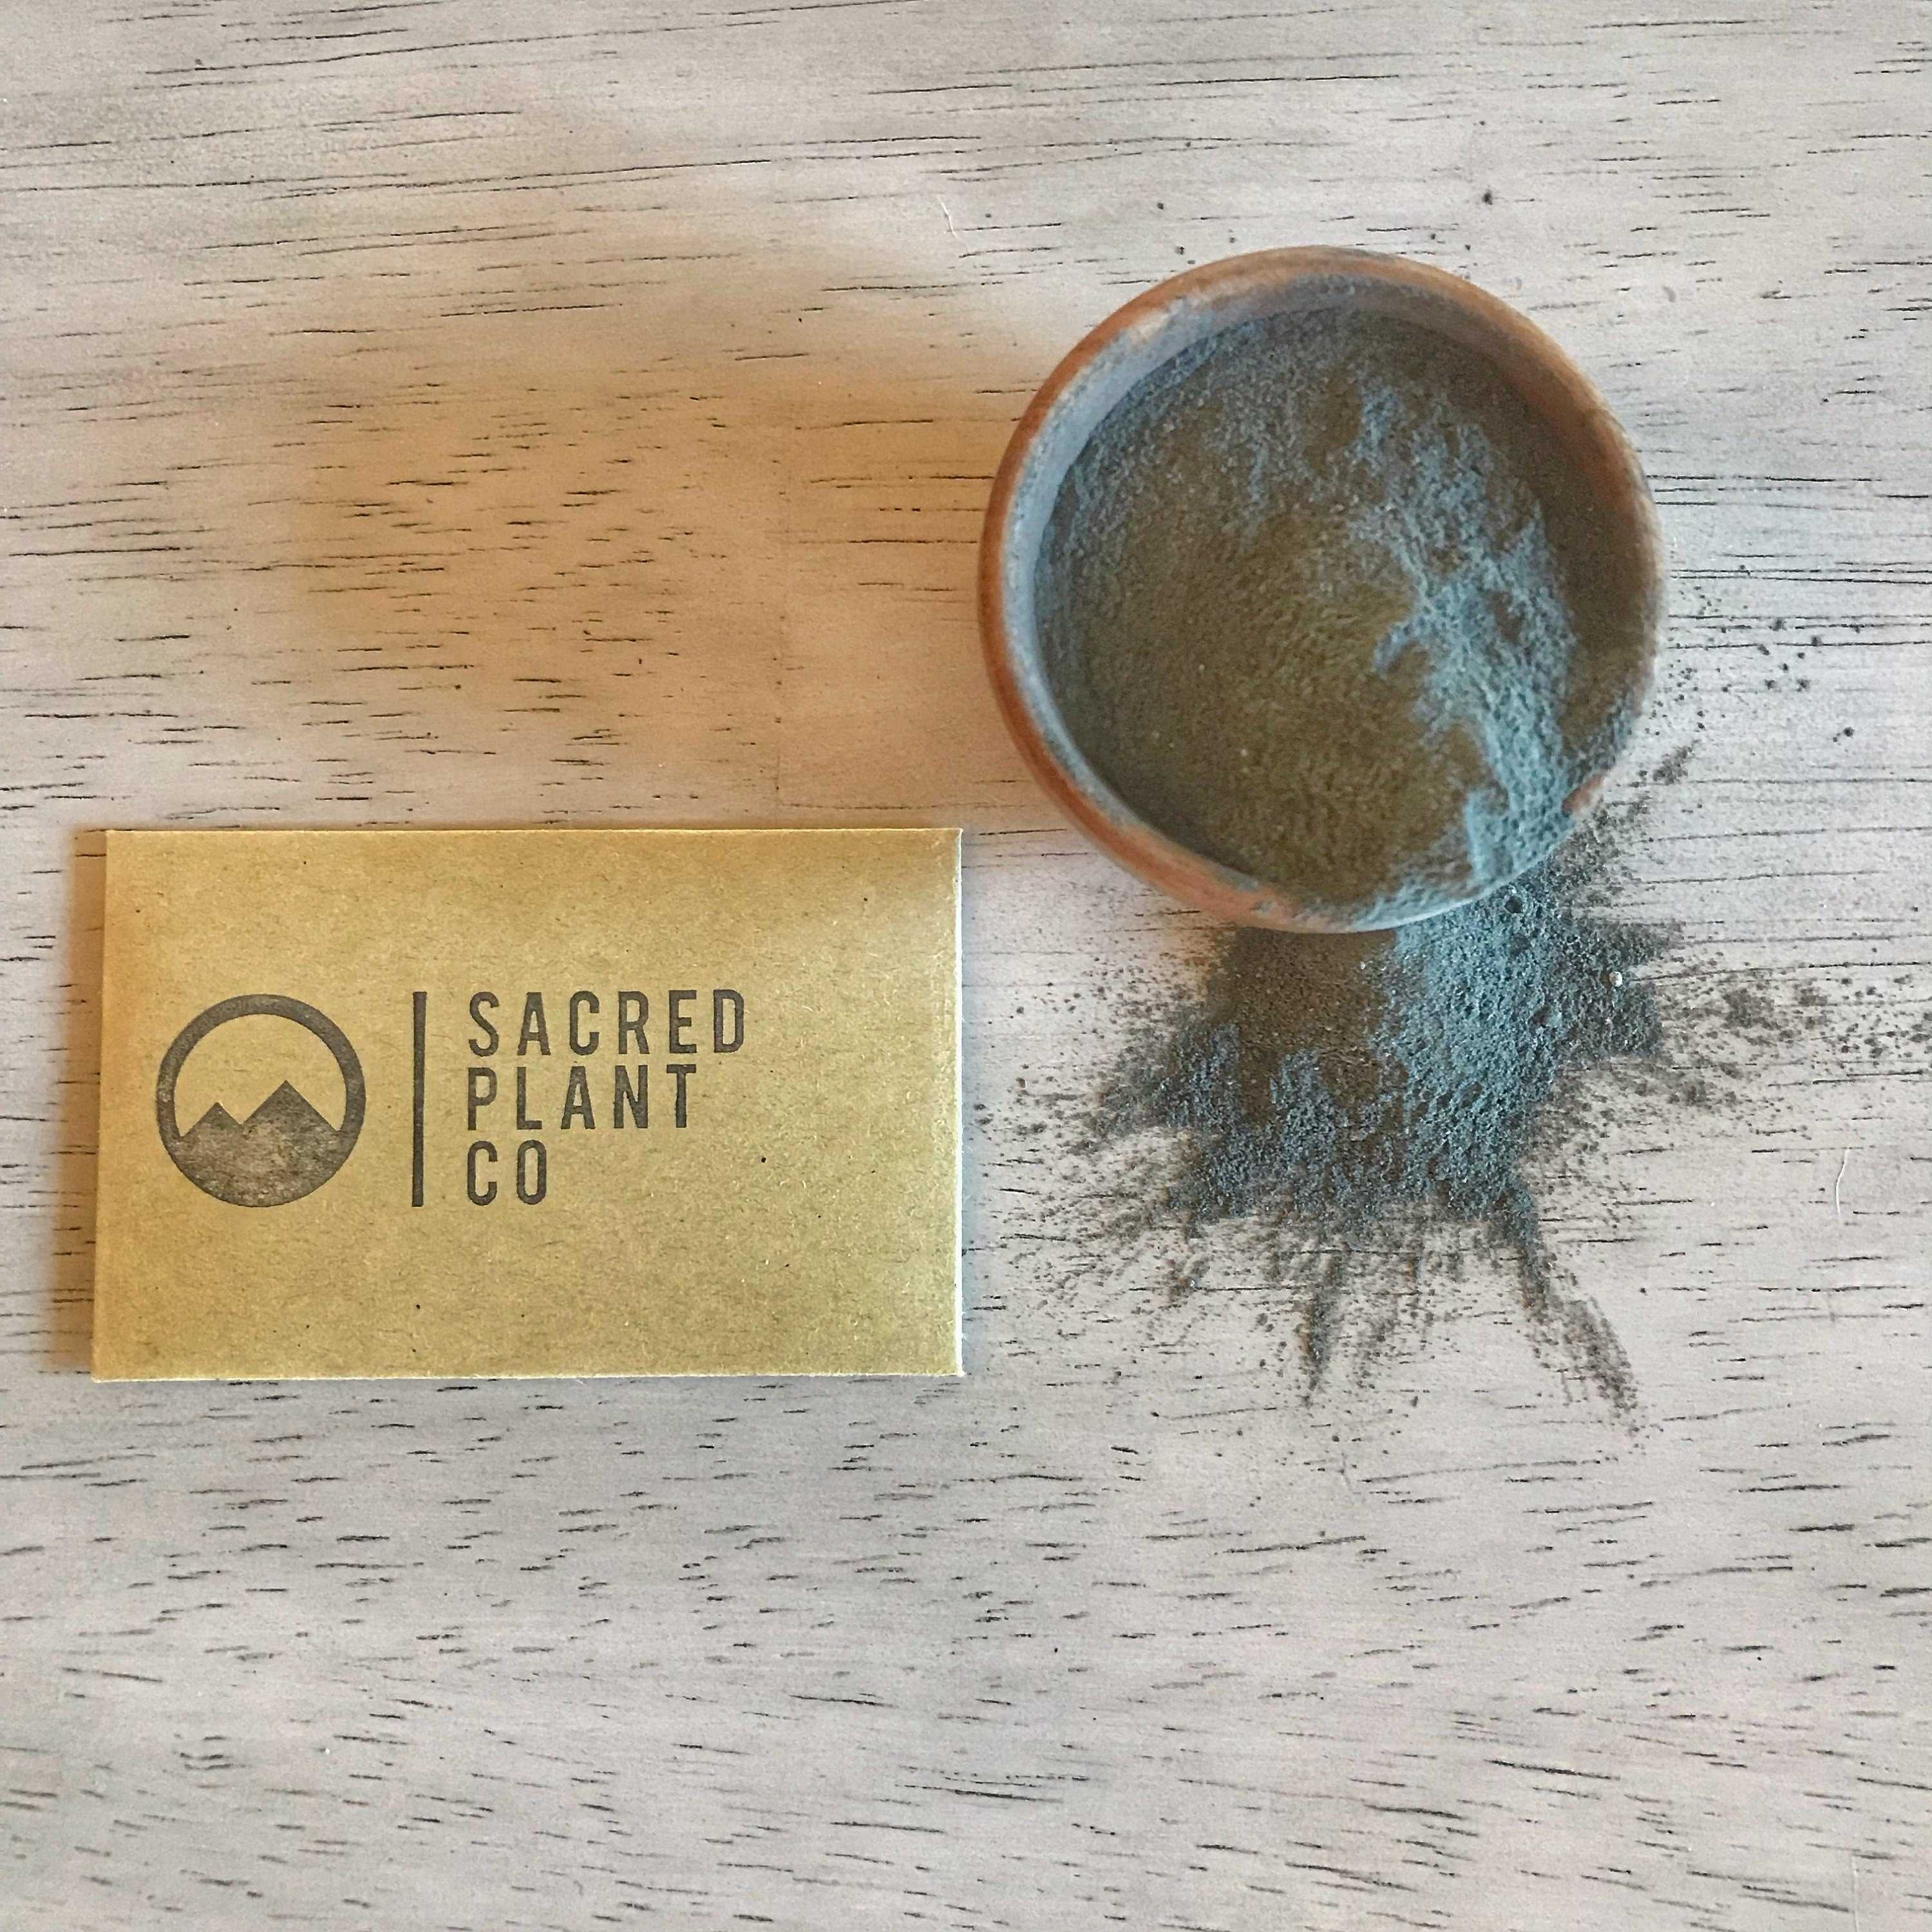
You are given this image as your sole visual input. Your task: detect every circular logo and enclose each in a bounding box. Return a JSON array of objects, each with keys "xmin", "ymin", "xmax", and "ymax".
[{"xmin": 156, "ymin": 995, "xmax": 365, "ymax": 1207}]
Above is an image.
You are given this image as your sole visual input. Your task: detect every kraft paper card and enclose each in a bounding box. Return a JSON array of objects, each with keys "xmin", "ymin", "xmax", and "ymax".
[{"xmin": 93, "ymin": 828, "xmax": 961, "ymax": 1379}]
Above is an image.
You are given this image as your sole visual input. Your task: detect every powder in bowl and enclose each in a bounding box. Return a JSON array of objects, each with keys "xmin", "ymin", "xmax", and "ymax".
[{"xmin": 1034, "ymin": 304, "xmax": 1652, "ymax": 926}]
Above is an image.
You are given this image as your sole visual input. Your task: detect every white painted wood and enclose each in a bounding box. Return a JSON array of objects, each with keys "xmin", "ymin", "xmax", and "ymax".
[{"xmin": 2, "ymin": 3, "xmax": 1928, "ymax": 1925}]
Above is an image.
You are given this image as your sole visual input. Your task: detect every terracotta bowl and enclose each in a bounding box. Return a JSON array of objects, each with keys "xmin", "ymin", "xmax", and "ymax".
[{"xmin": 978, "ymin": 246, "xmax": 1666, "ymax": 931}]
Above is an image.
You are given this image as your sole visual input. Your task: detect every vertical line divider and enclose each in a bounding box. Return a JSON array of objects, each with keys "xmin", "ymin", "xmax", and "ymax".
[{"xmin": 412, "ymin": 990, "xmax": 427, "ymax": 1208}]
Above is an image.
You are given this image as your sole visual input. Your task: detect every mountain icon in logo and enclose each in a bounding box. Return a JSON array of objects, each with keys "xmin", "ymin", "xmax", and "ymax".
[
  {"xmin": 156, "ymin": 996, "xmax": 365, "ymax": 1207},
  {"xmin": 172, "ymin": 1081, "xmax": 345, "ymax": 1205}
]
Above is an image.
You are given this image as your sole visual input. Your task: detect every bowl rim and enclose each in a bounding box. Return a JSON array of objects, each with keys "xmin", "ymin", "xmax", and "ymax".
[{"xmin": 977, "ymin": 244, "xmax": 1667, "ymax": 932}]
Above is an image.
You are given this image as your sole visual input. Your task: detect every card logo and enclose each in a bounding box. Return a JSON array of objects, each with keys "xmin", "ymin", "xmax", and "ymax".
[{"xmin": 156, "ymin": 995, "xmax": 366, "ymax": 1207}]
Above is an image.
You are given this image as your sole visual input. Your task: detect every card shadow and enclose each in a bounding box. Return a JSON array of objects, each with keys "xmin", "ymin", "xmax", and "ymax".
[
  {"xmin": 50, "ymin": 208, "xmax": 1066, "ymax": 1368},
  {"xmin": 48, "ymin": 834, "xmax": 103, "ymax": 1370}
]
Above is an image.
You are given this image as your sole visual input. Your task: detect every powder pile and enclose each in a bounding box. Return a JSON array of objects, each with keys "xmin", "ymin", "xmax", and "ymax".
[
  {"xmin": 1079, "ymin": 755, "xmax": 1928, "ymax": 1404},
  {"xmin": 1096, "ymin": 808, "xmax": 1671, "ymax": 1403},
  {"xmin": 1036, "ymin": 305, "xmax": 1649, "ymax": 924}
]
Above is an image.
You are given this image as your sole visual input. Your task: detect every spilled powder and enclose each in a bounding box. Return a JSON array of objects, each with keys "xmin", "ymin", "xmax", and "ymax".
[
  {"xmin": 1071, "ymin": 751, "xmax": 1926, "ymax": 1407},
  {"xmin": 1095, "ymin": 800, "xmax": 1672, "ymax": 1406},
  {"xmin": 1036, "ymin": 305, "xmax": 1651, "ymax": 924}
]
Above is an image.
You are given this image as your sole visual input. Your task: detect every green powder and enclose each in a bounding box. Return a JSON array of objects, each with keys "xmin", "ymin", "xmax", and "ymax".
[
  {"xmin": 1036, "ymin": 305, "xmax": 1649, "ymax": 924},
  {"xmin": 1097, "ymin": 805, "xmax": 1672, "ymax": 1405},
  {"xmin": 1079, "ymin": 750, "xmax": 1924, "ymax": 1405}
]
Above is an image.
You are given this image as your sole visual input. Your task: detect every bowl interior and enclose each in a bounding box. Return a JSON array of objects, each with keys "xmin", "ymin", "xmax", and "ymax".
[{"xmin": 987, "ymin": 250, "xmax": 1663, "ymax": 931}]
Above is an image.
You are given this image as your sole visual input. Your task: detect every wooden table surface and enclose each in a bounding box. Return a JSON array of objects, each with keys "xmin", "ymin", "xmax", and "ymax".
[{"xmin": 3, "ymin": 4, "xmax": 1929, "ymax": 1926}]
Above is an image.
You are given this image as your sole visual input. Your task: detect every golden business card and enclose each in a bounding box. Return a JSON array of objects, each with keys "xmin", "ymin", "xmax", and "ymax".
[{"xmin": 93, "ymin": 829, "xmax": 961, "ymax": 1379}]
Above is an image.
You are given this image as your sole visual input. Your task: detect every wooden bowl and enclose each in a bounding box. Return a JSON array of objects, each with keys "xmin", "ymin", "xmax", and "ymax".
[{"xmin": 978, "ymin": 247, "xmax": 1666, "ymax": 931}]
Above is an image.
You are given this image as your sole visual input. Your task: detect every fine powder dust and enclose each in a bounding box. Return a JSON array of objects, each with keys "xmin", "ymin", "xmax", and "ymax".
[
  {"xmin": 1094, "ymin": 803, "xmax": 1672, "ymax": 1406},
  {"xmin": 1080, "ymin": 752, "xmax": 1925, "ymax": 1408},
  {"xmin": 1036, "ymin": 304, "xmax": 1649, "ymax": 924}
]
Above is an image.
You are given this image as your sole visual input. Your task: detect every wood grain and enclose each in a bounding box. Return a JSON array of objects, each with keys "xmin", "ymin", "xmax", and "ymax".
[{"xmin": 2, "ymin": 3, "xmax": 1928, "ymax": 1926}]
